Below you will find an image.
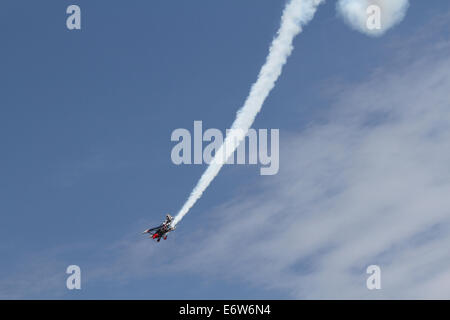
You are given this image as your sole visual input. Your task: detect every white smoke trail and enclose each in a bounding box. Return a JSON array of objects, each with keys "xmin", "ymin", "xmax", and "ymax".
[{"xmin": 172, "ymin": 0, "xmax": 324, "ymax": 226}]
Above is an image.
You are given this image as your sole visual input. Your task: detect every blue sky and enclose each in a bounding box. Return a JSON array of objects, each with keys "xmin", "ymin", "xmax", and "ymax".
[{"xmin": 1, "ymin": 0, "xmax": 450, "ymax": 299}]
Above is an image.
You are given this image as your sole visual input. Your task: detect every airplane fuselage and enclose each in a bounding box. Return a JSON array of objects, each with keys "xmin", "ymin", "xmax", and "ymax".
[{"xmin": 143, "ymin": 215, "xmax": 176, "ymax": 242}]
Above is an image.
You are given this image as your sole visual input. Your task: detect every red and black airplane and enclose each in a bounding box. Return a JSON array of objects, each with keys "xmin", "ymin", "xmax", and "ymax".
[{"xmin": 142, "ymin": 214, "xmax": 176, "ymax": 242}]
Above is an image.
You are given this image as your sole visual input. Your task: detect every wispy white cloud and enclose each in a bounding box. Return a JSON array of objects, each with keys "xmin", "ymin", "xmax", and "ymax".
[
  {"xmin": 162, "ymin": 35, "xmax": 450, "ymax": 299},
  {"xmin": 93, "ymin": 32, "xmax": 450, "ymax": 298}
]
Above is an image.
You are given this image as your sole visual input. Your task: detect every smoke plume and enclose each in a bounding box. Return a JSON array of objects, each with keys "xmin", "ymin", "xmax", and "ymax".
[{"xmin": 172, "ymin": 0, "xmax": 325, "ymax": 226}]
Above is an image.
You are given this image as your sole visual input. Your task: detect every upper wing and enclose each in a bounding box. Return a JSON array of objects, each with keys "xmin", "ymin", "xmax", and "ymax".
[{"xmin": 144, "ymin": 225, "xmax": 163, "ymax": 233}]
